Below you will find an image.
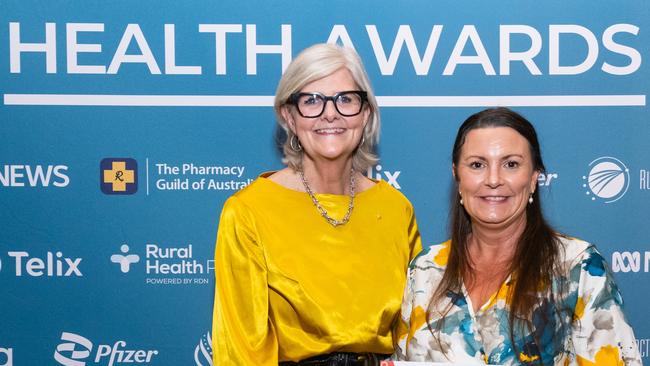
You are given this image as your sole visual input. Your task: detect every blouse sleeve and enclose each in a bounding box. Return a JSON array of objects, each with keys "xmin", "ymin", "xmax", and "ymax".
[
  {"xmin": 571, "ymin": 246, "xmax": 642, "ymax": 366},
  {"xmin": 212, "ymin": 196, "xmax": 279, "ymax": 365},
  {"xmin": 392, "ymin": 262, "xmax": 415, "ymax": 360}
]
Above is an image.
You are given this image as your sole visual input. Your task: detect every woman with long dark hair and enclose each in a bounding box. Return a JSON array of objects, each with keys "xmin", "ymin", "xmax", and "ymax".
[{"xmin": 393, "ymin": 107, "xmax": 641, "ymax": 365}]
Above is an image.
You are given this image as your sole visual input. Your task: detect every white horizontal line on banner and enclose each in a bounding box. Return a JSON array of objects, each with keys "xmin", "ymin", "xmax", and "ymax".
[
  {"xmin": 3, "ymin": 94, "xmax": 646, "ymax": 107},
  {"xmin": 377, "ymin": 95, "xmax": 646, "ymax": 107},
  {"xmin": 3, "ymin": 94, "xmax": 275, "ymax": 107}
]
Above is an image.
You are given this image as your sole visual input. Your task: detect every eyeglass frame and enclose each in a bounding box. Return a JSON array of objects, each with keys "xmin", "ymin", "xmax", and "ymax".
[{"xmin": 286, "ymin": 90, "xmax": 368, "ymax": 118}]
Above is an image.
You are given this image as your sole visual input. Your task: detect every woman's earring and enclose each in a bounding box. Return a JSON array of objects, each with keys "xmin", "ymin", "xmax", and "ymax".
[
  {"xmin": 290, "ymin": 134, "xmax": 302, "ymax": 152},
  {"xmin": 459, "ymin": 192, "xmax": 463, "ymax": 206},
  {"xmin": 528, "ymin": 193, "xmax": 534, "ymax": 204}
]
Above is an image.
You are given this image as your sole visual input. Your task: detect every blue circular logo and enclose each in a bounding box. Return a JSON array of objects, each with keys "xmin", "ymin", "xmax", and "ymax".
[{"xmin": 583, "ymin": 156, "xmax": 630, "ymax": 203}]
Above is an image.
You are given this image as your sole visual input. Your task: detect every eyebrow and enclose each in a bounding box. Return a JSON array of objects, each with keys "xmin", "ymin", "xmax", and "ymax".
[{"xmin": 463, "ymin": 154, "xmax": 525, "ymax": 161}]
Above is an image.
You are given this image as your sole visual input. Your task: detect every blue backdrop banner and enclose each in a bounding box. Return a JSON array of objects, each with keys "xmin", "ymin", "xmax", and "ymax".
[{"xmin": 1, "ymin": 1, "xmax": 648, "ymax": 365}]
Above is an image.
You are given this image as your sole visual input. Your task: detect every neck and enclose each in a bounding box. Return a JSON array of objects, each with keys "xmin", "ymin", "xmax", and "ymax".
[
  {"xmin": 469, "ymin": 215, "xmax": 527, "ymax": 265},
  {"xmin": 300, "ymin": 157, "xmax": 354, "ymax": 195}
]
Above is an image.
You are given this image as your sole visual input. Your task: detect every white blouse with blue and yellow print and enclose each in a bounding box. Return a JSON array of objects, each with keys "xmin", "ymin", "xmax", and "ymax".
[{"xmin": 394, "ymin": 236, "xmax": 642, "ymax": 366}]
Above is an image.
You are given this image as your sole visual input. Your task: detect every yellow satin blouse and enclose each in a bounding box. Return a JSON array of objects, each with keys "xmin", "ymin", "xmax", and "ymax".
[{"xmin": 212, "ymin": 173, "xmax": 422, "ymax": 365}]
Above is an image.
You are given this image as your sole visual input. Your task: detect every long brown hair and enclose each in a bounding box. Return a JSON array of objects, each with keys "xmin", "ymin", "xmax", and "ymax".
[{"xmin": 429, "ymin": 107, "xmax": 566, "ymax": 362}]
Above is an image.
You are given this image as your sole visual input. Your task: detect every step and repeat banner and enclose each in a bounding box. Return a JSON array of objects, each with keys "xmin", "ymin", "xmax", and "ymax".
[{"xmin": 1, "ymin": 1, "xmax": 648, "ymax": 365}]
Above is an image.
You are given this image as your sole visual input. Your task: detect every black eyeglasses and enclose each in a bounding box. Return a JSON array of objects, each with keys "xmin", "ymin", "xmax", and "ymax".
[{"xmin": 287, "ymin": 90, "xmax": 368, "ymax": 118}]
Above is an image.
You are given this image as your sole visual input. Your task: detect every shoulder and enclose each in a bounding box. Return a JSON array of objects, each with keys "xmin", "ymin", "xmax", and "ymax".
[
  {"xmin": 218, "ymin": 174, "xmax": 277, "ymax": 219},
  {"xmin": 403, "ymin": 241, "xmax": 450, "ymax": 302},
  {"xmin": 409, "ymin": 240, "xmax": 451, "ymax": 272},
  {"xmin": 556, "ymin": 235, "xmax": 601, "ymax": 265},
  {"xmin": 370, "ymin": 180, "xmax": 415, "ymax": 210},
  {"xmin": 227, "ymin": 172, "xmax": 280, "ymax": 202},
  {"xmin": 555, "ymin": 235, "xmax": 616, "ymax": 280},
  {"xmin": 263, "ymin": 168, "xmax": 304, "ymax": 191},
  {"xmin": 556, "ymin": 236, "xmax": 629, "ymax": 314}
]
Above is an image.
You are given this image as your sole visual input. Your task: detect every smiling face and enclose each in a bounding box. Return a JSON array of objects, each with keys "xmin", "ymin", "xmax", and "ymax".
[
  {"xmin": 281, "ymin": 68, "xmax": 369, "ymax": 166},
  {"xmin": 454, "ymin": 127, "xmax": 540, "ymax": 230}
]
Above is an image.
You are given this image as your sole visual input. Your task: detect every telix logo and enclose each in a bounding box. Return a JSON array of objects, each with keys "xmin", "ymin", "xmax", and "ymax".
[
  {"xmin": 7, "ymin": 251, "xmax": 82, "ymax": 277},
  {"xmin": 110, "ymin": 245, "xmax": 140, "ymax": 273},
  {"xmin": 194, "ymin": 332, "xmax": 213, "ymax": 366},
  {"xmin": 53, "ymin": 332, "xmax": 158, "ymax": 366},
  {"xmin": 582, "ymin": 156, "xmax": 629, "ymax": 203},
  {"xmin": 100, "ymin": 158, "xmax": 137, "ymax": 195}
]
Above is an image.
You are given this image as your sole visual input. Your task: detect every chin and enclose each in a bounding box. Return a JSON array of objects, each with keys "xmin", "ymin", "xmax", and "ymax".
[
  {"xmin": 316, "ymin": 147, "xmax": 355, "ymax": 160},
  {"xmin": 475, "ymin": 213, "xmax": 524, "ymax": 228},
  {"xmin": 475, "ymin": 218, "xmax": 508, "ymax": 226}
]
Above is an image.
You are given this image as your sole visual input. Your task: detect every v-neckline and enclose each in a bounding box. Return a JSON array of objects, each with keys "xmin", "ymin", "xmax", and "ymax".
[{"xmin": 462, "ymin": 274, "xmax": 513, "ymax": 316}]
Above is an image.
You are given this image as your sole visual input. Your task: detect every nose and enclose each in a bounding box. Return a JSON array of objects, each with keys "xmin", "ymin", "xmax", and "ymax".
[
  {"xmin": 321, "ymin": 99, "xmax": 339, "ymax": 122},
  {"xmin": 486, "ymin": 165, "xmax": 502, "ymax": 188}
]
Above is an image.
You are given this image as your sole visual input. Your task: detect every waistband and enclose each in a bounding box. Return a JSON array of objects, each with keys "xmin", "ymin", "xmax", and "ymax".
[{"xmin": 279, "ymin": 352, "xmax": 389, "ymax": 366}]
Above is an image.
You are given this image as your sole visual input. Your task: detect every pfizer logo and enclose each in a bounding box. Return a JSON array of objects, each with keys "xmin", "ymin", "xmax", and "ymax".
[
  {"xmin": 583, "ymin": 156, "xmax": 629, "ymax": 203},
  {"xmin": 54, "ymin": 332, "xmax": 93, "ymax": 366}
]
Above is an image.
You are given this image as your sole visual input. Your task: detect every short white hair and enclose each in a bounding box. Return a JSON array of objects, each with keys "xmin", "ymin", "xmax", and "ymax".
[{"xmin": 274, "ymin": 43, "xmax": 380, "ymax": 172}]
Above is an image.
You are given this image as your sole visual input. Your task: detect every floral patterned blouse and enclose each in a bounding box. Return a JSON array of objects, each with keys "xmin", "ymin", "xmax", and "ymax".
[{"xmin": 394, "ymin": 236, "xmax": 642, "ymax": 366}]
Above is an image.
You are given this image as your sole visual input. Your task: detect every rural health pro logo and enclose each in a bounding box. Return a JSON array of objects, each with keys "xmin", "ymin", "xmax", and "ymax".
[
  {"xmin": 582, "ymin": 156, "xmax": 629, "ymax": 203},
  {"xmin": 111, "ymin": 245, "xmax": 140, "ymax": 273},
  {"xmin": 100, "ymin": 158, "xmax": 137, "ymax": 195}
]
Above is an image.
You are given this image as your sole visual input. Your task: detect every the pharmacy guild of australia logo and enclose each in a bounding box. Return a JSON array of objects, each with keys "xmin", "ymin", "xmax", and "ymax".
[
  {"xmin": 100, "ymin": 158, "xmax": 137, "ymax": 195},
  {"xmin": 583, "ymin": 156, "xmax": 630, "ymax": 203}
]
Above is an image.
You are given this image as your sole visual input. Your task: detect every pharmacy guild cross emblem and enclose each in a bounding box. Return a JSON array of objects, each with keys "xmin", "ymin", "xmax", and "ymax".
[{"xmin": 100, "ymin": 158, "xmax": 138, "ymax": 195}]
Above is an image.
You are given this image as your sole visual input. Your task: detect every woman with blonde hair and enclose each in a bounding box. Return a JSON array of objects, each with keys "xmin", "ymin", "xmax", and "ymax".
[{"xmin": 213, "ymin": 43, "xmax": 421, "ymax": 365}]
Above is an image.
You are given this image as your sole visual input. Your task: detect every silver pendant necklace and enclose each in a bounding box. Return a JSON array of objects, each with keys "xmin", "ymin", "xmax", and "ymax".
[{"xmin": 298, "ymin": 168, "xmax": 355, "ymax": 227}]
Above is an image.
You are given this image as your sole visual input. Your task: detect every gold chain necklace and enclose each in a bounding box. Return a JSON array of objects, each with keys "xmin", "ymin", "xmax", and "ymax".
[{"xmin": 298, "ymin": 168, "xmax": 355, "ymax": 227}]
